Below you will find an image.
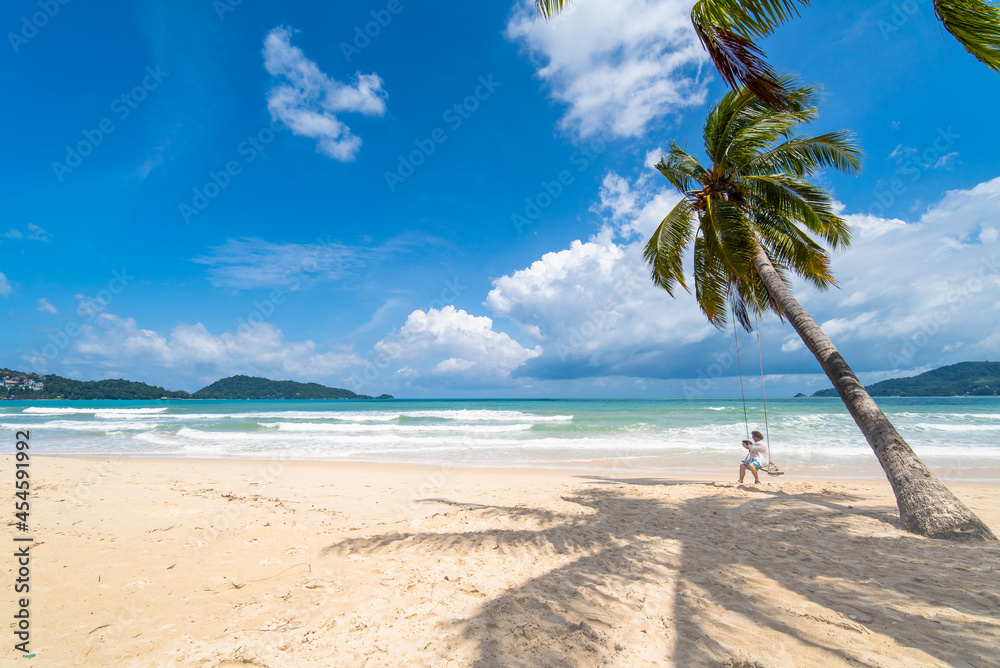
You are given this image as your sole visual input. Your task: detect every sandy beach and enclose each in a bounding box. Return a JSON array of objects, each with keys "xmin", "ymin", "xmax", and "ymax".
[{"xmin": 5, "ymin": 455, "xmax": 999, "ymax": 667}]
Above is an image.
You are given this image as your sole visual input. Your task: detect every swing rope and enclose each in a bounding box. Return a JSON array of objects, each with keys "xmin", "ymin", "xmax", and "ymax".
[
  {"xmin": 755, "ymin": 313, "xmax": 772, "ymax": 462},
  {"xmin": 733, "ymin": 320, "xmax": 751, "ymax": 443},
  {"xmin": 733, "ymin": 313, "xmax": 784, "ymax": 476}
]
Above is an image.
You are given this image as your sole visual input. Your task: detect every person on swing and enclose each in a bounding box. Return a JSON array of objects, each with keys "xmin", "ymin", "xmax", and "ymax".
[{"xmin": 739, "ymin": 430, "xmax": 768, "ymax": 484}]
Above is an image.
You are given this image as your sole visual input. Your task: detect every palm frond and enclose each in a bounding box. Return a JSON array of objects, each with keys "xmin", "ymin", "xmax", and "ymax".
[
  {"xmin": 700, "ymin": 198, "xmax": 757, "ymax": 282},
  {"xmin": 693, "ymin": 234, "xmax": 731, "ymax": 327},
  {"xmin": 742, "ymin": 174, "xmax": 852, "ymax": 249},
  {"xmin": 691, "ymin": 1, "xmax": 811, "ymax": 108},
  {"xmin": 644, "ymin": 200, "xmax": 697, "ymax": 296},
  {"xmin": 657, "ymin": 146, "xmax": 709, "ymax": 194},
  {"xmin": 712, "ymin": 78, "xmax": 822, "ymax": 165},
  {"xmin": 693, "ymin": 0, "xmax": 812, "ymax": 39},
  {"xmin": 692, "ymin": 21, "xmax": 791, "ymax": 109},
  {"xmin": 935, "ymin": 0, "xmax": 1000, "ymax": 72},
  {"xmin": 534, "ymin": 0, "xmax": 571, "ymax": 20},
  {"xmin": 753, "ymin": 213, "xmax": 837, "ymax": 289},
  {"xmin": 739, "ymin": 132, "xmax": 863, "ymax": 177}
]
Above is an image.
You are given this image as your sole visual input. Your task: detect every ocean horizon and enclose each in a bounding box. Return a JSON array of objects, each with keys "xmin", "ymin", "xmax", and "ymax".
[{"xmin": 4, "ymin": 396, "xmax": 999, "ymax": 481}]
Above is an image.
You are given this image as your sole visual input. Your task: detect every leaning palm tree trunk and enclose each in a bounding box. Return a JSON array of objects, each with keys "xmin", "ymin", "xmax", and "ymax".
[{"xmin": 752, "ymin": 247, "xmax": 996, "ymax": 540}]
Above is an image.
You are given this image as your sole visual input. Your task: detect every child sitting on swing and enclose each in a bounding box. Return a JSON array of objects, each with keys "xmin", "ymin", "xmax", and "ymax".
[{"xmin": 739, "ymin": 430, "xmax": 768, "ymax": 484}]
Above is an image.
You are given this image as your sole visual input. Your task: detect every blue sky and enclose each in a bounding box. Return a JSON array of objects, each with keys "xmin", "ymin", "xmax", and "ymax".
[{"xmin": 2, "ymin": 0, "xmax": 999, "ymax": 397}]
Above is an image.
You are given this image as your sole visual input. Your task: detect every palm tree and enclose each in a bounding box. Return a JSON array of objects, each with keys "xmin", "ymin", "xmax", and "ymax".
[
  {"xmin": 642, "ymin": 81, "xmax": 995, "ymax": 540},
  {"xmin": 534, "ymin": 0, "xmax": 1000, "ymax": 108}
]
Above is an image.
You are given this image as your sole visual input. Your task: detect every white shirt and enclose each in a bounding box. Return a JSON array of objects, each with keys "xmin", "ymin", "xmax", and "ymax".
[{"xmin": 746, "ymin": 440, "xmax": 769, "ymax": 467}]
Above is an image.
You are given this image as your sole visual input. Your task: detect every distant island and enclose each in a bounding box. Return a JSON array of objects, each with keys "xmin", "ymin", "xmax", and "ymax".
[
  {"xmin": 811, "ymin": 361, "xmax": 1000, "ymax": 398},
  {"xmin": 192, "ymin": 375, "xmax": 393, "ymax": 400},
  {"xmin": 0, "ymin": 369, "xmax": 392, "ymax": 401}
]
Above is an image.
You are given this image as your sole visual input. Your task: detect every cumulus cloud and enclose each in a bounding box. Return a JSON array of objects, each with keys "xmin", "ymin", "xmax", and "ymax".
[
  {"xmin": 0, "ymin": 271, "xmax": 11, "ymax": 297},
  {"xmin": 596, "ymin": 170, "xmax": 682, "ymax": 239},
  {"xmin": 37, "ymin": 298, "xmax": 57, "ymax": 314},
  {"xmin": 263, "ymin": 26, "xmax": 387, "ymax": 161},
  {"xmin": 487, "ymin": 170, "xmax": 1000, "ymax": 384},
  {"xmin": 486, "ymin": 226, "xmax": 715, "ymax": 380},
  {"xmin": 372, "ymin": 306, "xmax": 541, "ymax": 386},
  {"xmin": 194, "ymin": 237, "xmax": 364, "ymax": 290},
  {"xmin": 801, "ymin": 176, "xmax": 1000, "ymax": 370},
  {"xmin": 68, "ymin": 310, "xmax": 362, "ymax": 387},
  {"xmin": 505, "ymin": 0, "xmax": 708, "ymax": 138}
]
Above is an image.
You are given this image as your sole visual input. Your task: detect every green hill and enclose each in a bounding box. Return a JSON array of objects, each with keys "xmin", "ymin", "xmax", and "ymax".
[
  {"xmin": 1, "ymin": 368, "xmax": 188, "ymax": 400},
  {"xmin": 811, "ymin": 361, "xmax": 1000, "ymax": 397},
  {"xmin": 190, "ymin": 375, "xmax": 387, "ymax": 400},
  {"xmin": 1, "ymin": 369, "xmax": 392, "ymax": 401}
]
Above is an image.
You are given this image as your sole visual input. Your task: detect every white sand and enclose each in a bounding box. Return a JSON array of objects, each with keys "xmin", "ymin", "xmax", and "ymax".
[{"xmin": 6, "ymin": 456, "xmax": 1000, "ymax": 667}]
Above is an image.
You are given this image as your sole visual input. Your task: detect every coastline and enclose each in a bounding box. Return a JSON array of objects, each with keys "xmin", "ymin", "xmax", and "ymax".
[{"xmin": 9, "ymin": 455, "xmax": 999, "ymax": 666}]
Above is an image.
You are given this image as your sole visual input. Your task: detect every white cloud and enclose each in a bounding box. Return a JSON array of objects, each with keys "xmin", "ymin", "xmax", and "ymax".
[
  {"xmin": 69, "ymin": 310, "xmax": 362, "ymax": 385},
  {"xmin": 373, "ymin": 306, "xmax": 541, "ymax": 385},
  {"xmin": 505, "ymin": 0, "xmax": 708, "ymax": 138},
  {"xmin": 0, "ymin": 272, "xmax": 11, "ymax": 297},
  {"xmin": 4, "ymin": 224, "xmax": 50, "ymax": 242},
  {"xmin": 394, "ymin": 365, "xmax": 418, "ymax": 379},
  {"xmin": 780, "ymin": 337, "xmax": 803, "ymax": 353},
  {"xmin": 846, "ymin": 213, "xmax": 907, "ymax": 239},
  {"xmin": 37, "ymin": 298, "xmax": 57, "ymax": 314},
  {"xmin": 596, "ymin": 171, "xmax": 682, "ymax": 239},
  {"xmin": 818, "ymin": 311, "xmax": 879, "ymax": 340},
  {"xmin": 27, "ymin": 223, "xmax": 50, "ymax": 242},
  {"xmin": 934, "ymin": 151, "xmax": 959, "ymax": 170},
  {"xmin": 193, "ymin": 237, "xmax": 362, "ymax": 290},
  {"xmin": 485, "ymin": 170, "xmax": 1000, "ymax": 383},
  {"xmin": 263, "ymin": 26, "xmax": 386, "ymax": 161},
  {"xmin": 789, "ymin": 175, "xmax": 1000, "ymax": 369},
  {"xmin": 889, "ymin": 144, "xmax": 917, "ymax": 161},
  {"xmin": 435, "ymin": 357, "xmax": 476, "ymax": 374},
  {"xmin": 486, "ymin": 222, "xmax": 715, "ymax": 380}
]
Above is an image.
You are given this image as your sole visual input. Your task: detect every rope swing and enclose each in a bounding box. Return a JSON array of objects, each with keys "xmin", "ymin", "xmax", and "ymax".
[{"xmin": 733, "ymin": 316, "xmax": 784, "ymax": 477}]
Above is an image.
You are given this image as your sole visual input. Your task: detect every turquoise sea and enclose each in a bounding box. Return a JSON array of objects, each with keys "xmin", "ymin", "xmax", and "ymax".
[{"xmin": 3, "ymin": 398, "xmax": 1000, "ymax": 480}]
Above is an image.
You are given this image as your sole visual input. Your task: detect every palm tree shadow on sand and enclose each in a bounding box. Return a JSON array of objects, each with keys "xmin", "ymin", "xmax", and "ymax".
[{"xmin": 321, "ymin": 479, "xmax": 1000, "ymax": 666}]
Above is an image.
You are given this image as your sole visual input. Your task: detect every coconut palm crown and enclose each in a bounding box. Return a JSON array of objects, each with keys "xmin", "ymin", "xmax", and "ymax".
[
  {"xmin": 644, "ymin": 80, "xmax": 860, "ymax": 331},
  {"xmin": 688, "ymin": 0, "xmax": 1000, "ymax": 107},
  {"xmin": 535, "ymin": 0, "xmax": 1000, "ymax": 109}
]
